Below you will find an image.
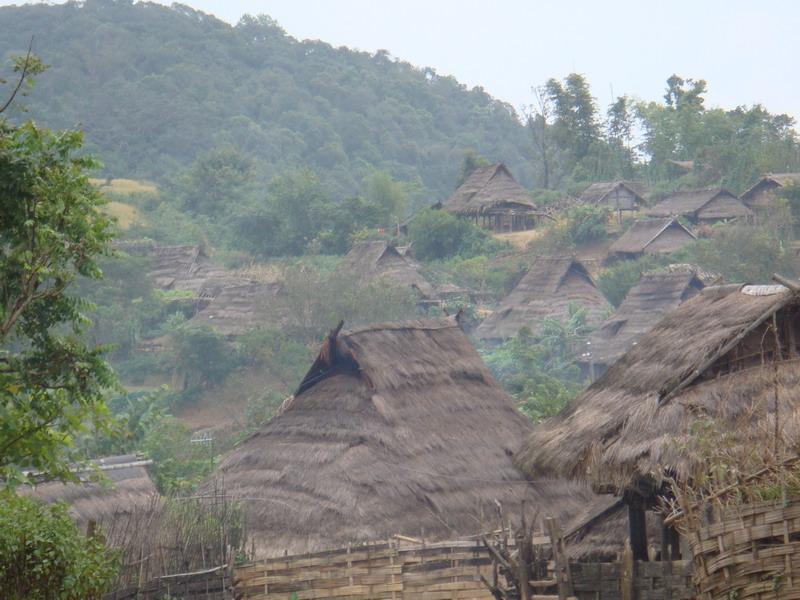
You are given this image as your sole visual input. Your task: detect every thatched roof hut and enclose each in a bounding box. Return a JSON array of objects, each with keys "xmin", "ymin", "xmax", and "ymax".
[
  {"xmin": 583, "ymin": 270, "xmax": 705, "ymax": 372},
  {"xmin": 579, "ymin": 181, "xmax": 645, "ymax": 212},
  {"xmin": 207, "ymin": 317, "xmax": 608, "ymax": 556},
  {"xmin": 443, "ymin": 163, "xmax": 538, "ymax": 232},
  {"xmin": 515, "ymin": 282, "xmax": 800, "ymax": 500},
  {"xmin": 476, "ymin": 257, "xmax": 611, "ymax": 342},
  {"xmin": 22, "ymin": 455, "xmax": 157, "ymax": 532},
  {"xmin": 741, "ymin": 173, "xmax": 800, "ymax": 211},
  {"xmin": 338, "ymin": 240, "xmax": 436, "ymax": 297},
  {"xmin": 188, "ymin": 278, "xmax": 281, "ymax": 335},
  {"xmin": 146, "ymin": 244, "xmax": 227, "ymax": 292},
  {"xmin": 608, "ymin": 218, "xmax": 696, "ymax": 260},
  {"xmin": 646, "ymin": 188, "xmax": 751, "ymax": 223}
]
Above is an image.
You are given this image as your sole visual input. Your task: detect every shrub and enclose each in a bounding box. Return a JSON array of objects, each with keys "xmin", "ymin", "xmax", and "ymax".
[
  {"xmin": 596, "ymin": 255, "xmax": 665, "ymax": 307},
  {"xmin": 0, "ymin": 494, "xmax": 118, "ymax": 599},
  {"xmin": 408, "ymin": 209, "xmax": 505, "ymax": 260},
  {"xmin": 562, "ymin": 204, "xmax": 611, "ymax": 245}
]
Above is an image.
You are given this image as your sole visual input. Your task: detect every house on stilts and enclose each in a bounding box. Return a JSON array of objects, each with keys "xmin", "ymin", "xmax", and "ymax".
[{"xmin": 515, "ymin": 280, "xmax": 800, "ymax": 561}]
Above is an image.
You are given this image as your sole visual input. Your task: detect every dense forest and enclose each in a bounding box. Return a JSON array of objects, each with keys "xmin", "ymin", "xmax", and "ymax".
[{"xmin": 0, "ymin": 0, "xmax": 535, "ymax": 201}]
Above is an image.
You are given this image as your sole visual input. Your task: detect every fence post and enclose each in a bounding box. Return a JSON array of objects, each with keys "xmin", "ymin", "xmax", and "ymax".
[
  {"xmin": 621, "ymin": 541, "xmax": 635, "ymax": 600},
  {"xmin": 545, "ymin": 517, "xmax": 574, "ymax": 600}
]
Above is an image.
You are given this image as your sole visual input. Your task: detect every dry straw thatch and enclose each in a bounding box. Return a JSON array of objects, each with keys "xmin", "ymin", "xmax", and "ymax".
[
  {"xmin": 442, "ymin": 163, "xmax": 537, "ymax": 216},
  {"xmin": 206, "ymin": 317, "xmax": 607, "ymax": 556},
  {"xmin": 647, "ymin": 188, "xmax": 752, "ymax": 222},
  {"xmin": 608, "ymin": 218, "xmax": 696, "ymax": 259},
  {"xmin": 585, "ymin": 270, "xmax": 705, "ymax": 369},
  {"xmin": 741, "ymin": 172, "xmax": 800, "ymax": 210},
  {"xmin": 579, "ymin": 181, "xmax": 645, "ymax": 211},
  {"xmin": 337, "ymin": 240, "xmax": 436, "ymax": 298},
  {"xmin": 21, "ymin": 455, "xmax": 158, "ymax": 533},
  {"xmin": 515, "ymin": 282, "xmax": 800, "ymax": 499},
  {"xmin": 476, "ymin": 256, "xmax": 611, "ymax": 341}
]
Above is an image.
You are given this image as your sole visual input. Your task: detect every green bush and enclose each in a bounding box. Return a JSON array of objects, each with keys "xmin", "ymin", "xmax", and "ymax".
[
  {"xmin": 596, "ymin": 255, "xmax": 665, "ymax": 307},
  {"xmin": 0, "ymin": 494, "xmax": 118, "ymax": 599},
  {"xmin": 408, "ymin": 209, "xmax": 506, "ymax": 261},
  {"xmin": 562, "ymin": 204, "xmax": 611, "ymax": 245}
]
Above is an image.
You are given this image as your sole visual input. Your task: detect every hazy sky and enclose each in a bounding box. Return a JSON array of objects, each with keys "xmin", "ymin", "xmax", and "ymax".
[{"xmin": 3, "ymin": 0, "xmax": 799, "ymax": 119}]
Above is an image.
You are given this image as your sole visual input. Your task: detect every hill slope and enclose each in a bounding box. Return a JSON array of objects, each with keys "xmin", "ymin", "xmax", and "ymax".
[{"xmin": 0, "ymin": 0, "xmax": 535, "ymax": 201}]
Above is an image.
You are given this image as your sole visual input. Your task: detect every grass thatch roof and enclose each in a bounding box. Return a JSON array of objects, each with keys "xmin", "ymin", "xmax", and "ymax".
[
  {"xmin": 741, "ymin": 173, "xmax": 800, "ymax": 209},
  {"xmin": 647, "ymin": 188, "xmax": 752, "ymax": 221},
  {"xmin": 515, "ymin": 283, "xmax": 800, "ymax": 498},
  {"xmin": 608, "ymin": 218, "xmax": 695, "ymax": 257},
  {"xmin": 147, "ymin": 244, "xmax": 228, "ymax": 292},
  {"xmin": 476, "ymin": 257, "xmax": 611, "ymax": 341},
  {"xmin": 189, "ymin": 278, "xmax": 281, "ymax": 335},
  {"xmin": 579, "ymin": 181, "xmax": 645, "ymax": 206},
  {"xmin": 585, "ymin": 270, "xmax": 705, "ymax": 368},
  {"xmin": 338, "ymin": 240, "xmax": 436, "ymax": 297},
  {"xmin": 22, "ymin": 455, "xmax": 158, "ymax": 532},
  {"xmin": 207, "ymin": 317, "xmax": 608, "ymax": 556},
  {"xmin": 442, "ymin": 163, "xmax": 537, "ymax": 216}
]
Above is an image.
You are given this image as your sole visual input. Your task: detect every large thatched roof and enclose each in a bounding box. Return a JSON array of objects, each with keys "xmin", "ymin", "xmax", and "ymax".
[
  {"xmin": 476, "ymin": 257, "xmax": 611, "ymax": 341},
  {"xmin": 22, "ymin": 455, "xmax": 158, "ymax": 532},
  {"xmin": 338, "ymin": 240, "xmax": 436, "ymax": 297},
  {"xmin": 579, "ymin": 181, "xmax": 645, "ymax": 207},
  {"xmin": 442, "ymin": 163, "xmax": 537, "ymax": 216},
  {"xmin": 647, "ymin": 188, "xmax": 752, "ymax": 221},
  {"xmin": 608, "ymin": 218, "xmax": 695, "ymax": 257},
  {"xmin": 189, "ymin": 278, "xmax": 281, "ymax": 335},
  {"xmin": 208, "ymin": 317, "xmax": 607, "ymax": 555},
  {"xmin": 146, "ymin": 244, "xmax": 228, "ymax": 292},
  {"xmin": 515, "ymin": 283, "xmax": 800, "ymax": 498},
  {"xmin": 741, "ymin": 173, "xmax": 800, "ymax": 209},
  {"xmin": 585, "ymin": 270, "xmax": 705, "ymax": 368}
]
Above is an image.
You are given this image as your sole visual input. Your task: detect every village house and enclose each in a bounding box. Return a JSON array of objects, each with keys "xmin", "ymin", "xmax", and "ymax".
[
  {"xmin": 580, "ymin": 270, "xmax": 705, "ymax": 376},
  {"xmin": 475, "ymin": 256, "xmax": 611, "ymax": 342},
  {"xmin": 205, "ymin": 317, "xmax": 619, "ymax": 557},
  {"xmin": 515, "ymin": 281, "xmax": 800, "ymax": 561},
  {"xmin": 646, "ymin": 188, "xmax": 752, "ymax": 224},
  {"xmin": 607, "ymin": 218, "xmax": 696, "ymax": 261},
  {"xmin": 741, "ymin": 172, "xmax": 800, "ymax": 212},
  {"xmin": 441, "ymin": 163, "xmax": 539, "ymax": 232},
  {"xmin": 579, "ymin": 181, "xmax": 645, "ymax": 219}
]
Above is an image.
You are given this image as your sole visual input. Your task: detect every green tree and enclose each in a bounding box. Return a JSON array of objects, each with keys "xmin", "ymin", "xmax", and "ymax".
[
  {"xmin": 176, "ymin": 146, "xmax": 253, "ymax": 216},
  {"xmin": 0, "ymin": 493, "xmax": 118, "ymax": 599},
  {"xmin": 407, "ymin": 209, "xmax": 503, "ymax": 261},
  {"xmin": 0, "ymin": 121, "xmax": 116, "ymax": 486}
]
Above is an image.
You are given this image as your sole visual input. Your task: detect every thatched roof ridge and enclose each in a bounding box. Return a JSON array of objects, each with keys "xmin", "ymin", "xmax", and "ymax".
[
  {"xmin": 208, "ymin": 317, "xmax": 607, "ymax": 555},
  {"xmin": 579, "ymin": 181, "xmax": 645, "ymax": 205},
  {"xmin": 443, "ymin": 163, "xmax": 537, "ymax": 216},
  {"xmin": 585, "ymin": 270, "xmax": 705, "ymax": 367},
  {"xmin": 515, "ymin": 284, "xmax": 800, "ymax": 496},
  {"xmin": 189, "ymin": 278, "xmax": 281, "ymax": 335},
  {"xmin": 609, "ymin": 218, "xmax": 695, "ymax": 256},
  {"xmin": 476, "ymin": 256, "xmax": 611, "ymax": 341},
  {"xmin": 647, "ymin": 188, "xmax": 752, "ymax": 220},
  {"xmin": 22, "ymin": 455, "xmax": 158, "ymax": 531},
  {"xmin": 339, "ymin": 240, "xmax": 435, "ymax": 297},
  {"xmin": 741, "ymin": 173, "xmax": 800, "ymax": 208}
]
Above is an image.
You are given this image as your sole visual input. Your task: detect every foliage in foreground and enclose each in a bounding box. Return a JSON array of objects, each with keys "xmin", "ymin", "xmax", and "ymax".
[
  {"xmin": 0, "ymin": 493, "xmax": 118, "ymax": 599},
  {"xmin": 0, "ymin": 120, "xmax": 117, "ymax": 487}
]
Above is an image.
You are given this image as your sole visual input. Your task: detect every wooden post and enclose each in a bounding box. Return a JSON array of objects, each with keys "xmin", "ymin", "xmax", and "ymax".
[
  {"xmin": 621, "ymin": 541, "xmax": 635, "ymax": 600},
  {"xmin": 627, "ymin": 498, "xmax": 649, "ymax": 562},
  {"xmin": 518, "ymin": 511, "xmax": 532, "ymax": 600},
  {"xmin": 545, "ymin": 517, "xmax": 574, "ymax": 600}
]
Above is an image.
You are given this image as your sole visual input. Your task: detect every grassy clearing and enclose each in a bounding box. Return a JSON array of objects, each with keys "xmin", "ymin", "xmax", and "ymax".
[
  {"xmin": 104, "ymin": 200, "xmax": 147, "ymax": 229},
  {"xmin": 90, "ymin": 177, "xmax": 159, "ymax": 195}
]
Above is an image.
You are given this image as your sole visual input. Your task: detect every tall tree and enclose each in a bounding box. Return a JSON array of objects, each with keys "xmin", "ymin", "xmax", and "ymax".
[{"xmin": 0, "ymin": 56, "xmax": 116, "ymax": 486}]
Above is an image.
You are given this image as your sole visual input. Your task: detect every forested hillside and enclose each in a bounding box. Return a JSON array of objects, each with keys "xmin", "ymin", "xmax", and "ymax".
[{"xmin": 0, "ymin": 0, "xmax": 534, "ymax": 201}]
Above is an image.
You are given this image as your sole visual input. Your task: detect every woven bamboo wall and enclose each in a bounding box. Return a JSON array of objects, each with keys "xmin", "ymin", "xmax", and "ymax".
[
  {"xmin": 234, "ymin": 540, "xmax": 494, "ymax": 600},
  {"xmin": 234, "ymin": 541, "xmax": 695, "ymax": 600}
]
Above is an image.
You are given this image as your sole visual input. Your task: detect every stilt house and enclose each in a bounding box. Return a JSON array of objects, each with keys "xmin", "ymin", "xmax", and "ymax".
[
  {"xmin": 741, "ymin": 173, "xmax": 800, "ymax": 212},
  {"xmin": 580, "ymin": 181, "xmax": 645, "ymax": 216},
  {"xmin": 607, "ymin": 218, "xmax": 696, "ymax": 261},
  {"xmin": 442, "ymin": 163, "xmax": 538, "ymax": 232},
  {"xmin": 515, "ymin": 281, "xmax": 800, "ymax": 561},
  {"xmin": 647, "ymin": 188, "xmax": 752, "ymax": 224}
]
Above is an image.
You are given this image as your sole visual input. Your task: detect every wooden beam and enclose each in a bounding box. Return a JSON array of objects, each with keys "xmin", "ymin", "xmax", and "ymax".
[
  {"xmin": 627, "ymin": 500, "xmax": 649, "ymax": 562},
  {"xmin": 773, "ymin": 273, "xmax": 800, "ymax": 292}
]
